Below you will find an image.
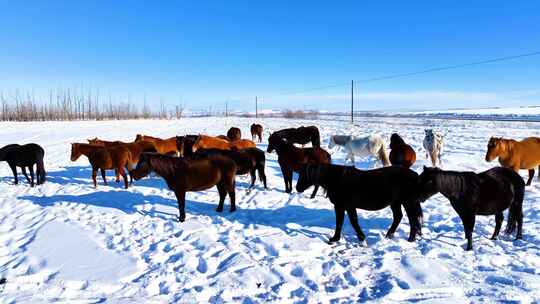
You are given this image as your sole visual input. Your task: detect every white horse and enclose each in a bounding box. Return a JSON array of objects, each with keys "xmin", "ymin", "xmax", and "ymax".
[
  {"xmin": 330, "ymin": 134, "xmax": 390, "ymax": 167},
  {"xmin": 423, "ymin": 129, "xmax": 444, "ymax": 167}
]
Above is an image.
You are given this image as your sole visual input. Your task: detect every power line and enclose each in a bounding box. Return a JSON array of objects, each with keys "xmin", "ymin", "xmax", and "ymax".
[
  {"xmin": 355, "ymin": 51, "xmax": 540, "ymax": 84},
  {"xmin": 261, "ymin": 50, "xmax": 540, "ymax": 100}
]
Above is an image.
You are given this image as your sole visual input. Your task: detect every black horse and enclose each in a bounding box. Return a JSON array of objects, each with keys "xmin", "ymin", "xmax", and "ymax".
[
  {"xmin": 192, "ymin": 147, "xmax": 267, "ymax": 189},
  {"xmin": 417, "ymin": 166, "xmax": 524, "ymax": 251},
  {"xmin": 0, "ymin": 143, "xmax": 46, "ymax": 187},
  {"xmin": 271, "ymin": 126, "xmax": 320, "ymax": 147},
  {"xmin": 296, "ymin": 163, "xmax": 423, "ymax": 243}
]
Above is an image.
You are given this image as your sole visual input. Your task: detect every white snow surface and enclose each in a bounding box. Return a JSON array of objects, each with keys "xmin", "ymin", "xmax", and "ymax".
[{"xmin": 1, "ymin": 117, "xmax": 540, "ymax": 303}]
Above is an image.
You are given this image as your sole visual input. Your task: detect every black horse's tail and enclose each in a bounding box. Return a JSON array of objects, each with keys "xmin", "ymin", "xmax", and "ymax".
[
  {"xmin": 36, "ymin": 157, "xmax": 46, "ymax": 184},
  {"xmin": 505, "ymin": 175, "xmax": 525, "ymax": 235}
]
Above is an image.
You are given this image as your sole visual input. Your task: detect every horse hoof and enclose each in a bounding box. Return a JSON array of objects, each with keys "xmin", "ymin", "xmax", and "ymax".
[
  {"xmin": 490, "ymin": 237, "xmax": 497, "ymax": 240},
  {"xmin": 178, "ymin": 217, "xmax": 185, "ymax": 222},
  {"xmin": 328, "ymin": 237, "xmax": 340, "ymax": 243},
  {"xmin": 385, "ymin": 233, "xmax": 394, "ymax": 239},
  {"xmin": 230, "ymin": 207, "xmax": 237, "ymax": 212},
  {"xmin": 407, "ymin": 236, "xmax": 416, "ymax": 242},
  {"xmin": 216, "ymin": 208, "xmax": 224, "ymax": 213}
]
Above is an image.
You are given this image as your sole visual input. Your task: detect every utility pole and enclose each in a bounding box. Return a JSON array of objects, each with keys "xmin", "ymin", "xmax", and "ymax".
[
  {"xmin": 225, "ymin": 101, "xmax": 228, "ymax": 117},
  {"xmin": 255, "ymin": 96, "xmax": 258, "ymax": 118},
  {"xmin": 351, "ymin": 80, "xmax": 354, "ymax": 123}
]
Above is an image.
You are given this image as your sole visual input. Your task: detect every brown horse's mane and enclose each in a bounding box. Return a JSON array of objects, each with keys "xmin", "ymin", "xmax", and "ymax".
[{"xmin": 147, "ymin": 153, "xmax": 186, "ymax": 178}]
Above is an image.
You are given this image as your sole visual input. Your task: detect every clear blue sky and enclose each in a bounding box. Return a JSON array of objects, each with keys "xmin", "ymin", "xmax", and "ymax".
[{"xmin": 1, "ymin": 1, "xmax": 539, "ymax": 112}]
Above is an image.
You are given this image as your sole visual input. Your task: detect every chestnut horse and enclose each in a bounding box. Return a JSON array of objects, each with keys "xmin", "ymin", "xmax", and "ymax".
[
  {"xmin": 88, "ymin": 138, "xmax": 157, "ymax": 166},
  {"xmin": 250, "ymin": 124, "xmax": 263, "ymax": 143},
  {"xmin": 70, "ymin": 143, "xmax": 132, "ymax": 188},
  {"xmin": 227, "ymin": 127, "xmax": 241, "ymax": 141},
  {"xmin": 267, "ymin": 134, "xmax": 331, "ymax": 198},
  {"xmin": 191, "ymin": 135, "xmax": 256, "ymax": 153},
  {"xmin": 272, "ymin": 126, "xmax": 320, "ymax": 147},
  {"xmin": 130, "ymin": 153, "xmax": 237, "ymax": 222},
  {"xmin": 134, "ymin": 134, "xmax": 181, "ymax": 155},
  {"xmin": 486, "ymin": 136, "xmax": 540, "ymax": 185},
  {"xmin": 389, "ymin": 133, "xmax": 416, "ymax": 168}
]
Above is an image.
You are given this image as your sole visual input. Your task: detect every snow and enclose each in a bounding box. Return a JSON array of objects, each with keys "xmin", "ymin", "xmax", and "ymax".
[{"xmin": 1, "ymin": 116, "xmax": 540, "ymax": 303}]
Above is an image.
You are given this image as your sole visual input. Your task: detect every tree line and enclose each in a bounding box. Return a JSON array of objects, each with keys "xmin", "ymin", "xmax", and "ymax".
[{"xmin": 0, "ymin": 90, "xmax": 184, "ymax": 121}]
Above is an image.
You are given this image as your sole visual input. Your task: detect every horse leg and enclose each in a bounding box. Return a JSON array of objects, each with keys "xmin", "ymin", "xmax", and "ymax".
[
  {"xmin": 385, "ymin": 204, "xmax": 403, "ymax": 239},
  {"xmin": 21, "ymin": 167, "xmax": 31, "ymax": 185},
  {"xmin": 174, "ymin": 190, "xmax": 186, "ymax": 222},
  {"xmin": 329, "ymin": 206, "xmax": 345, "ymax": 243},
  {"xmin": 8, "ymin": 163, "xmax": 18, "ymax": 185},
  {"xmin": 430, "ymin": 151, "xmax": 438, "ymax": 167},
  {"xmin": 281, "ymin": 167, "xmax": 292, "ymax": 193},
  {"xmin": 28, "ymin": 166, "xmax": 35, "ymax": 187},
  {"xmin": 100, "ymin": 169, "xmax": 108, "ymax": 185},
  {"xmin": 310, "ymin": 185, "xmax": 319, "ymax": 199},
  {"xmin": 403, "ymin": 203, "xmax": 421, "ymax": 242},
  {"xmin": 258, "ymin": 166, "xmax": 268, "ymax": 189},
  {"xmin": 458, "ymin": 211, "xmax": 476, "ymax": 251},
  {"xmin": 92, "ymin": 167, "xmax": 98, "ymax": 188},
  {"xmin": 119, "ymin": 166, "xmax": 129, "ymax": 189},
  {"xmin": 346, "ymin": 208, "xmax": 366, "ymax": 242},
  {"xmin": 526, "ymin": 169, "xmax": 534, "ymax": 186},
  {"xmin": 227, "ymin": 180, "xmax": 236, "ymax": 212},
  {"xmin": 115, "ymin": 169, "xmax": 120, "ymax": 183},
  {"xmin": 216, "ymin": 183, "xmax": 226, "ymax": 212},
  {"xmin": 491, "ymin": 212, "xmax": 504, "ymax": 240},
  {"xmin": 249, "ymin": 169, "xmax": 256, "ymax": 189}
]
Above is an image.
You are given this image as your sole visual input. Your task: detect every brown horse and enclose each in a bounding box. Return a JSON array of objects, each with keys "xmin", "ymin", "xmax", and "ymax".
[
  {"xmin": 134, "ymin": 134, "xmax": 181, "ymax": 155},
  {"xmin": 267, "ymin": 134, "xmax": 331, "ymax": 198},
  {"xmin": 217, "ymin": 135, "xmax": 230, "ymax": 141},
  {"xmin": 250, "ymin": 124, "xmax": 263, "ymax": 142},
  {"xmin": 130, "ymin": 153, "xmax": 237, "ymax": 222},
  {"xmin": 70, "ymin": 143, "xmax": 132, "ymax": 188},
  {"xmin": 87, "ymin": 138, "xmax": 157, "ymax": 182},
  {"xmin": 389, "ymin": 133, "xmax": 416, "ymax": 168},
  {"xmin": 191, "ymin": 135, "xmax": 256, "ymax": 153},
  {"xmin": 193, "ymin": 148, "xmax": 267, "ymax": 189},
  {"xmin": 486, "ymin": 137, "xmax": 540, "ymax": 185},
  {"xmin": 227, "ymin": 127, "xmax": 241, "ymax": 141}
]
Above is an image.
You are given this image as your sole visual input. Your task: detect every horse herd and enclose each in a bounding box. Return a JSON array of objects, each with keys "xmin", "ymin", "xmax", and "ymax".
[{"xmin": 1, "ymin": 123, "xmax": 540, "ymax": 251}]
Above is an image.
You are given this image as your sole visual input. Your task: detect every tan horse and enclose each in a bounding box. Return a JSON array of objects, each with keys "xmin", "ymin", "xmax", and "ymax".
[
  {"xmin": 134, "ymin": 134, "xmax": 181, "ymax": 155},
  {"xmin": 70, "ymin": 143, "xmax": 132, "ymax": 188},
  {"xmin": 191, "ymin": 135, "xmax": 256, "ymax": 153},
  {"xmin": 485, "ymin": 137, "xmax": 540, "ymax": 185}
]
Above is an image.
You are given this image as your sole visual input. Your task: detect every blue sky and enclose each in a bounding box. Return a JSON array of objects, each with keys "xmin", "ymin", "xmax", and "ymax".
[{"xmin": 0, "ymin": 1, "xmax": 539, "ymax": 112}]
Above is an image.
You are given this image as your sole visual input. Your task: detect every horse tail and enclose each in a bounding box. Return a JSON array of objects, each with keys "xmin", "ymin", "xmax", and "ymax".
[
  {"xmin": 378, "ymin": 145, "xmax": 390, "ymax": 167},
  {"xmin": 505, "ymin": 176, "xmax": 525, "ymax": 235},
  {"xmin": 36, "ymin": 157, "xmax": 46, "ymax": 184}
]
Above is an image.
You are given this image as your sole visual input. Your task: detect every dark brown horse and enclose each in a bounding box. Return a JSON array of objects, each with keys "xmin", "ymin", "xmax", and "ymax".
[
  {"xmin": 271, "ymin": 126, "xmax": 320, "ymax": 147},
  {"xmin": 267, "ymin": 134, "xmax": 330, "ymax": 198},
  {"xmin": 176, "ymin": 135, "xmax": 199, "ymax": 157},
  {"xmin": 389, "ymin": 133, "xmax": 416, "ymax": 168},
  {"xmin": 296, "ymin": 164, "xmax": 423, "ymax": 243},
  {"xmin": 227, "ymin": 127, "xmax": 241, "ymax": 141},
  {"xmin": 70, "ymin": 143, "xmax": 132, "ymax": 188},
  {"xmin": 130, "ymin": 153, "xmax": 237, "ymax": 222},
  {"xmin": 193, "ymin": 148, "xmax": 267, "ymax": 189},
  {"xmin": 0, "ymin": 143, "xmax": 46, "ymax": 187},
  {"xmin": 250, "ymin": 124, "xmax": 263, "ymax": 143}
]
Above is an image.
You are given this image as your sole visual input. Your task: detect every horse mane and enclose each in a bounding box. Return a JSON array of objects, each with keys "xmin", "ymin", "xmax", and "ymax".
[
  {"xmin": 433, "ymin": 169, "xmax": 479, "ymax": 201},
  {"xmin": 148, "ymin": 153, "xmax": 186, "ymax": 178}
]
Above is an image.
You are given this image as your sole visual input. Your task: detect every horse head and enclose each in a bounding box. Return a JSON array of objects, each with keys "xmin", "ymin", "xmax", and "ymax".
[
  {"xmin": 390, "ymin": 133, "xmax": 405, "ymax": 150},
  {"xmin": 70, "ymin": 143, "xmax": 82, "ymax": 162},
  {"xmin": 191, "ymin": 135, "xmax": 203, "ymax": 153},
  {"xmin": 135, "ymin": 134, "xmax": 144, "ymax": 142},
  {"xmin": 130, "ymin": 152, "xmax": 153, "ymax": 180},
  {"xmin": 267, "ymin": 133, "xmax": 277, "ymax": 153},
  {"xmin": 417, "ymin": 166, "xmax": 442, "ymax": 201},
  {"xmin": 485, "ymin": 137, "xmax": 504, "ymax": 162}
]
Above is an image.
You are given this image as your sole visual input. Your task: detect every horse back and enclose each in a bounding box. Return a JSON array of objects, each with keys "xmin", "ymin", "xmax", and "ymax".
[{"xmin": 476, "ymin": 167, "xmax": 524, "ymax": 214}]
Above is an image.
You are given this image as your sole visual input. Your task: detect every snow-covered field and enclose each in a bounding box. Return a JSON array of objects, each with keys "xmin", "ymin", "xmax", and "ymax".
[{"xmin": 1, "ymin": 116, "xmax": 540, "ymax": 303}]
